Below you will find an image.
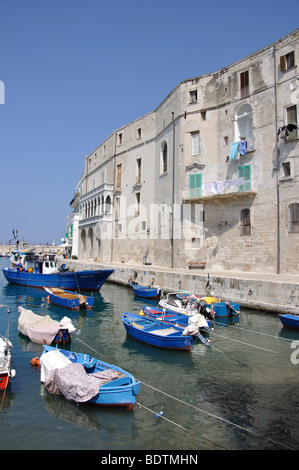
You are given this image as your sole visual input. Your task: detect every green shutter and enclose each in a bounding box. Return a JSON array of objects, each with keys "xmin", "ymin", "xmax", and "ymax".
[
  {"xmin": 238, "ymin": 165, "xmax": 251, "ymax": 192},
  {"xmin": 189, "ymin": 174, "xmax": 202, "ymax": 198}
]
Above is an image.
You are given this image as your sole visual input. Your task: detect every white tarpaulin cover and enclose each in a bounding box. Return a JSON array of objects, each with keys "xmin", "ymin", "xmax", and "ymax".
[{"xmin": 18, "ymin": 306, "xmax": 77, "ymax": 345}]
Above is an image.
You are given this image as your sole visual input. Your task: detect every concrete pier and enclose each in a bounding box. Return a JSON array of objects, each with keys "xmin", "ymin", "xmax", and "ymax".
[{"xmin": 59, "ymin": 259, "xmax": 299, "ymax": 315}]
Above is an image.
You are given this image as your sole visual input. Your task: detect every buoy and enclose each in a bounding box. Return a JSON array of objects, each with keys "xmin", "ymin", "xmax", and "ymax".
[{"xmin": 30, "ymin": 357, "xmax": 40, "ymax": 366}]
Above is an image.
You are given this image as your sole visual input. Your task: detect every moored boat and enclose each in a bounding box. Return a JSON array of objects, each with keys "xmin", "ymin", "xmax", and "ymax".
[
  {"xmin": 279, "ymin": 314, "xmax": 299, "ymax": 330},
  {"xmin": 2, "ymin": 252, "xmax": 114, "ymax": 290},
  {"xmin": 129, "ymin": 282, "xmax": 161, "ymax": 299},
  {"xmin": 122, "ymin": 312, "xmax": 202, "ymax": 350},
  {"xmin": 39, "ymin": 345, "xmax": 141, "ymax": 409},
  {"xmin": 159, "ymin": 292, "xmax": 215, "ymax": 320},
  {"xmin": 0, "ymin": 305, "xmax": 16, "ymax": 390},
  {"xmin": 18, "ymin": 306, "xmax": 79, "ymax": 345},
  {"xmin": 212, "ymin": 301, "xmax": 240, "ymax": 317},
  {"xmin": 44, "ymin": 287, "xmax": 94, "ymax": 310}
]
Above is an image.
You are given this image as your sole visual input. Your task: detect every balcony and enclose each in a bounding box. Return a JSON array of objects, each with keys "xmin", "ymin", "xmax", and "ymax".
[{"xmin": 182, "ymin": 177, "xmax": 257, "ymax": 203}]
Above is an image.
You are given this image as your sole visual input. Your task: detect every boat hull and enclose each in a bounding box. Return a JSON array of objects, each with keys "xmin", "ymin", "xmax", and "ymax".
[
  {"xmin": 122, "ymin": 313, "xmax": 193, "ymax": 351},
  {"xmin": 279, "ymin": 314, "xmax": 299, "ymax": 330},
  {"xmin": 212, "ymin": 302, "xmax": 240, "ymax": 317},
  {"xmin": 44, "ymin": 288, "xmax": 94, "ymax": 310},
  {"xmin": 131, "ymin": 284, "xmax": 160, "ymax": 298},
  {"xmin": 0, "ymin": 372, "xmax": 9, "ymax": 390},
  {"xmin": 41, "ymin": 345, "xmax": 141, "ymax": 409},
  {"xmin": 2, "ymin": 268, "xmax": 114, "ymax": 290}
]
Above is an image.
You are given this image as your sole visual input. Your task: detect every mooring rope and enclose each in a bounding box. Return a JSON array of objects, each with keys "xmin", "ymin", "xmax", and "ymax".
[
  {"xmin": 75, "ymin": 337, "xmax": 295, "ymax": 450},
  {"xmin": 213, "ymin": 320, "xmax": 296, "ymax": 343}
]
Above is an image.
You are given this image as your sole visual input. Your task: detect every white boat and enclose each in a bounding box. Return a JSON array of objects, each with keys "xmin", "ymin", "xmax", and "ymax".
[{"xmin": 0, "ymin": 305, "xmax": 16, "ymax": 390}]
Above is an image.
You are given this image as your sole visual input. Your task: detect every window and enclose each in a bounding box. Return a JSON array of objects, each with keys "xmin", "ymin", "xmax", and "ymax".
[
  {"xmin": 161, "ymin": 142, "xmax": 168, "ymax": 174},
  {"xmin": 235, "ymin": 104, "xmax": 254, "ymax": 144},
  {"xmin": 189, "ymin": 173, "xmax": 202, "ymax": 198},
  {"xmin": 286, "ymin": 105, "xmax": 298, "ymax": 139},
  {"xmin": 288, "ymin": 203, "xmax": 299, "ymax": 233},
  {"xmin": 137, "ymin": 128, "xmax": 142, "ymax": 139},
  {"xmin": 189, "ymin": 90, "xmax": 197, "ymax": 104},
  {"xmin": 118, "ymin": 133, "xmax": 123, "ymax": 145},
  {"xmin": 280, "ymin": 51, "xmax": 295, "ymax": 71},
  {"xmin": 116, "ymin": 163, "xmax": 122, "ymax": 189},
  {"xmin": 240, "ymin": 70, "xmax": 249, "ymax": 98},
  {"xmin": 240, "ymin": 208, "xmax": 251, "ymax": 235},
  {"xmin": 282, "ymin": 162, "xmax": 291, "ymax": 178},
  {"xmin": 135, "ymin": 192, "xmax": 140, "ymax": 216},
  {"xmin": 136, "ymin": 158, "xmax": 141, "ymax": 184},
  {"xmin": 238, "ymin": 165, "xmax": 251, "ymax": 192},
  {"xmin": 191, "ymin": 131, "xmax": 200, "ymax": 156}
]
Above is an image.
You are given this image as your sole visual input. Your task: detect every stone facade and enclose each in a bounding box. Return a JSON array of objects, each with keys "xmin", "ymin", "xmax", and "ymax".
[{"xmin": 67, "ymin": 29, "xmax": 299, "ymax": 274}]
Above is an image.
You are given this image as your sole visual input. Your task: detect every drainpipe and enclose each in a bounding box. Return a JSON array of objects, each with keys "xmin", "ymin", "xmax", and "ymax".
[
  {"xmin": 274, "ymin": 46, "xmax": 280, "ymax": 274},
  {"xmin": 171, "ymin": 112, "xmax": 175, "ymax": 268}
]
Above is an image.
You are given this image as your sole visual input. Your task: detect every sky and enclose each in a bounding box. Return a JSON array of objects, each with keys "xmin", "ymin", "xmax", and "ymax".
[{"xmin": 0, "ymin": 0, "xmax": 298, "ymax": 245}]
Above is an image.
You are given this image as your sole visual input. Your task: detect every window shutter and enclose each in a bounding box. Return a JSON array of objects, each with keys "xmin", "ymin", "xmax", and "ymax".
[
  {"xmin": 280, "ymin": 55, "xmax": 286, "ymax": 72},
  {"xmin": 238, "ymin": 165, "xmax": 251, "ymax": 192},
  {"xmin": 189, "ymin": 174, "xmax": 202, "ymax": 198}
]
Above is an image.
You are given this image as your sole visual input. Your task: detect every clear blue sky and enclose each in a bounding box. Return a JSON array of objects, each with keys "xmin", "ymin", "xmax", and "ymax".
[{"xmin": 0, "ymin": 0, "xmax": 298, "ymax": 245}]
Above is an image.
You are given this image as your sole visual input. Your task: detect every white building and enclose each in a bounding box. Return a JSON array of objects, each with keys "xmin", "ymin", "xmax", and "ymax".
[{"xmin": 67, "ymin": 29, "xmax": 299, "ymax": 274}]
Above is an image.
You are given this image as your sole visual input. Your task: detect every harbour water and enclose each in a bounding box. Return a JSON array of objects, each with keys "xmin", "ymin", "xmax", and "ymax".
[{"xmin": 0, "ymin": 256, "xmax": 298, "ymax": 451}]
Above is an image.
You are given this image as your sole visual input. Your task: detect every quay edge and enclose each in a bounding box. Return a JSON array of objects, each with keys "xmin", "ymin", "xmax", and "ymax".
[{"xmin": 58, "ymin": 259, "xmax": 299, "ymax": 315}]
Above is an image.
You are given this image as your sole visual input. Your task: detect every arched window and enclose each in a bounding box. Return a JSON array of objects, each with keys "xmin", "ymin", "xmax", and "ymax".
[
  {"xmin": 288, "ymin": 203, "xmax": 299, "ymax": 233},
  {"xmin": 240, "ymin": 208, "xmax": 251, "ymax": 235},
  {"xmin": 235, "ymin": 104, "xmax": 254, "ymax": 149},
  {"xmin": 160, "ymin": 142, "xmax": 168, "ymax": 174}
]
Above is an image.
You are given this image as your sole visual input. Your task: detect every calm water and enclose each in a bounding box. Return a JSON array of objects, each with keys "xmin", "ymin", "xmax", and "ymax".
[{"xmin": 0, "ymin": 256, "xmax": 298, "ymax": 451}]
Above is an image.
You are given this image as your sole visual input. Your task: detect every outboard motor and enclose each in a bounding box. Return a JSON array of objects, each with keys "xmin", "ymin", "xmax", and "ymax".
[{"xmin": 198, "ymin": 302, "xmax": 215, "ymax": 321}]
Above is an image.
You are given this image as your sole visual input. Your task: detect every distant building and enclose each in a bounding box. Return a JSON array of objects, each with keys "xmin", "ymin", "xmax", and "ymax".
[{"xmin": 67, "ymin": 29, "xmax": 299, "ymax": 274}]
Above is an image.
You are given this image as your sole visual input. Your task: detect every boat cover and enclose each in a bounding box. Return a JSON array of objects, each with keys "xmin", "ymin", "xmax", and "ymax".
[
  {"xmin": 40, "ymin": 349, "xmax": 121, "ymax": 402},
  {"xmin": 18, "ymin": 306, "xmax": 77, "ymax": 345}
]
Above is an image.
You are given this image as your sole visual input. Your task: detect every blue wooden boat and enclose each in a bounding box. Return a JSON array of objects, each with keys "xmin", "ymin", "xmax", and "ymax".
[
  {"xmin": 122, "ymin": 312, "xmax": 195, "ymax": 351},
  {"xmin": 279, "ymin": 314, "xmax": 299, "ymax": 330},
  {"xmin": 2, "ymin": 253, "xmax": 114, "ymax": 290},
  {"xmin": 129, "ymin": 282, "xmax": 161, "ymax": 298},
  {"xmin": 212, "ymin": 301, "xmax": 240, "ymax": 317},
  {"xmin": 40, "ymin": 345, "xmax": 141, "ymax": 410},
  {"xmin": 141, "ymin": 305, "xmax": 190, "ymax": 326},
  {"xmin": 44, "ymin": 287, "xmax": 94, "ymax": 310}
]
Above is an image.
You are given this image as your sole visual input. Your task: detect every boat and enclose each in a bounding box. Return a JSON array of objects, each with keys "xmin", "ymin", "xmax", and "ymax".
[
  {"xmin": 159, "ymin": 292, "xmax": 215, "ymax": 320},
  {"xmin": 44, "ymin": 287, "xmax": 94, "ymax": 310},
  {"xmin": 122, "ymin": 312, "xmax": 207, "ymax": 350},
  {"xmin": 279, "ymin": 314, "xmax": 299, "ymax": 330},
  {"xmin": 141, "ymin": 305, "xmax": 211, "ymax": 330},
  {"xmin": 212, "ymin": 301, "xmax": 240, "ymax": 317},
  {"xmin": 128, "ymin": 282, "xmax": 161, "ymax": 298},
  {"xmin": 2, "ymin": 252, "xmax": 114, "ymax": 290},
  {"xmin": 39, "ymin": 345, "xmax": 141, "ymax": 409},
  {"xmin": 18, "ymin": 306, "xmax": 79, "ymax": 345},
  {"xmin": 0, "ymin": 305, "xmax": 16, "ymax": 390}
]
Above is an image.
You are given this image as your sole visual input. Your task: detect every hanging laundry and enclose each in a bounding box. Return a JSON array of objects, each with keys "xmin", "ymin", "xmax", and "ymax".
[
  {"xmin": 240, "ymin": 140, "xmax": 247, "ymax": 155},
  {"xmin": 229, "ymin": 142, "xmax": 240, "ymax": 160}
]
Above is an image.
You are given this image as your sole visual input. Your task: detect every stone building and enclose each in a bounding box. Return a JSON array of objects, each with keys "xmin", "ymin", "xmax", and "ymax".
[{"xmin": 67, "ymin": 29, "xmax": 299, "ymax": 274}]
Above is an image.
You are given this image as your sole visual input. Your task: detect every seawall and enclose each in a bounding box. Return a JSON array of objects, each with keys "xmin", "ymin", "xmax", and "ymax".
[{"xmin": 59, "ymin": 259, "xmax": 299, "ymax": 314}]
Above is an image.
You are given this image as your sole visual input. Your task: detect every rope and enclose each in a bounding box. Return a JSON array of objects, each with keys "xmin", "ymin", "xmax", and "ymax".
[
  {"xmin": 213, "ymin": 320, "xmax": 295, "ymax": 343},
  {"xmin": 139, "ymin": 380, "xmax": 295, "ymax": 450},
  {"xmin": 210, "ymin": 331, "xmax": 285, "ymax": 355},
  {"xmin": 136, "ymin": 401, "xmax": 227, "ymax": 450},
  {"xmin": 74, "ymin": 337, "xmax": 295, "ymax": 450}
]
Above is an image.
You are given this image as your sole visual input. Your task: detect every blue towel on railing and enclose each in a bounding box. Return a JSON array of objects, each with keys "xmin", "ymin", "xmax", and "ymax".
[{"xmin": 229, "ymin": 142, "xmax": 240, "ymax": 160}]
